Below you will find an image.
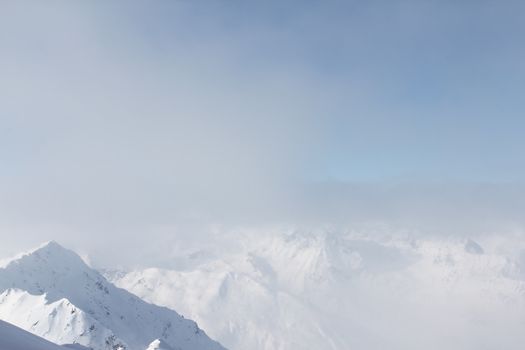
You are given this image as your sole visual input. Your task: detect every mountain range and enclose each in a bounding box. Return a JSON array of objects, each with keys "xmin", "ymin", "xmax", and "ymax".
[
  {"xmin": 106, "ymin": 231, "xmax": 525, "ymax": 350},
  {"xmin": 0, "ymin": 241, "xmax": 225, "ymax": 350},
  {"xmin": 1, "ymin": 232, "xmax": 524, "ymax": 350}
]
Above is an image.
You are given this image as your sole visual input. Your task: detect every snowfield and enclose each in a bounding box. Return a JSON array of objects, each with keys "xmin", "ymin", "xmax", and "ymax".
[
  {"xmin": 0, "ymin": 318, "xmax": 83, "ymax": 350},
  {"xmin": 0, "ymin": 241, "xmax": 225, "ymax": 350}
]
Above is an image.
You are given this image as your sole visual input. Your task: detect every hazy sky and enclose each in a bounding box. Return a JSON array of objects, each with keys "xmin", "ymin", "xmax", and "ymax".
[{"xmin": 1, "ymin": 0, "xmax": 524, "ymax": 265}]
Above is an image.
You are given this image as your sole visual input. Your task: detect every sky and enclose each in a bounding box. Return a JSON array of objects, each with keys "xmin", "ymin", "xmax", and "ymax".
[{"xmin": 1, "ymin": 0, "xmax": 525, "ymax": 265}]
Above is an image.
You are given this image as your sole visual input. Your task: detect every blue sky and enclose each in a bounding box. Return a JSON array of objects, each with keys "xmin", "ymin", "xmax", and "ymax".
[
  {"xmin": 1, "ymin": 0, "xmax": 524, "ymax": 262},
  {"xmin": 2, "ymin": 0, "xmax": 525, "ymax": 183}
]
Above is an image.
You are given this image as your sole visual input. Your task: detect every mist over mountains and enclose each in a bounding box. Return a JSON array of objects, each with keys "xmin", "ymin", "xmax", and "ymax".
[
  {"xmin": 1, "ymin": 233, "xmax": 524, "ymax": 350},
  {"xmin": 1, "ymin": 1, "xmax": 525, "ymax": 349}
]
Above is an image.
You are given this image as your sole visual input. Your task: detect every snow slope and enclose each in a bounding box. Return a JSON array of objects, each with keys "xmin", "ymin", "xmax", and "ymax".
[
  {"xmin": 145, "ymin": 339, "xmax": 174, "ymax": 350},
  {"xmin": 107, "ymin": 230, "xmax": 525, "ymax": 350},
  {"xmin": 0, "ymin": 318, "xmax": 72, "ymax": 350},
  {"xmin": 0, "ymin": 241, "xmax": 225, "ymax": 350}
]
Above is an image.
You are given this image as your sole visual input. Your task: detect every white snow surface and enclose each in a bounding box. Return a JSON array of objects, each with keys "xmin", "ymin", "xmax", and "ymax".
[
  {"xmin": 0, "ymin": 318, "xmax": 70, "ymax": 350},
  {"xmin": 0, "ymin": 241, "xmax": 225, "ymax": 350},
  {"xmin": 107, "ymin": 230, "xmax": 525, "ymax": 350},
  {"xmin": 145, "ymin": 339, "xmax": 174, "ymax": 350}
]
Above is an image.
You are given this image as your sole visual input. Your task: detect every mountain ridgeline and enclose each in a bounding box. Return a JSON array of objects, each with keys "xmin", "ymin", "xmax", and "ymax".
[{"xmin": 0, "ymin": 241, "xmax": 225, "ymax": 350}]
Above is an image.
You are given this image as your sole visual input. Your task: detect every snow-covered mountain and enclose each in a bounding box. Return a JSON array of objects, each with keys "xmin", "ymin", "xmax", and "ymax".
[
  {"xmin": 0, "ymin": 318, "xmax": 86, "ymax": 350},
  {"xmin": 107, "ymin": 230, "xmax": 525, "ymax": 350},
  {"xmin": 0, "ymin": 241, "xmax": 225, "ymax": 350}
]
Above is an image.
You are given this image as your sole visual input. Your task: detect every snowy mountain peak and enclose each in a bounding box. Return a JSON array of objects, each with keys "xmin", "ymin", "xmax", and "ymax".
[
  {"xmin": 3, "ymin": 240, "xmax": 86, "ymax": 272},
  {"xmin": 23, "ymin": 240, "xmax": 71, "ymax": 257},
  {"xmin": 37, "ymin": 240, "xmax": 63, "ymax": 251},
  {"xmin": 0, "ymin": 241, "xmax": 96, "ymax": 302},
  {"xmin": 0, "ymin": 242, "xmax": 226, "ymax": 350},
  {"xmin": 31, "ymin": 240, "xmax": 85, "ymax": 261}
]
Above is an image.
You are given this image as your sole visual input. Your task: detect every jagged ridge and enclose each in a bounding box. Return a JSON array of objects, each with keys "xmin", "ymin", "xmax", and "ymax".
[{"xmin": 0, "ymin": 241, "xmax": 226, "ymax": 350}]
